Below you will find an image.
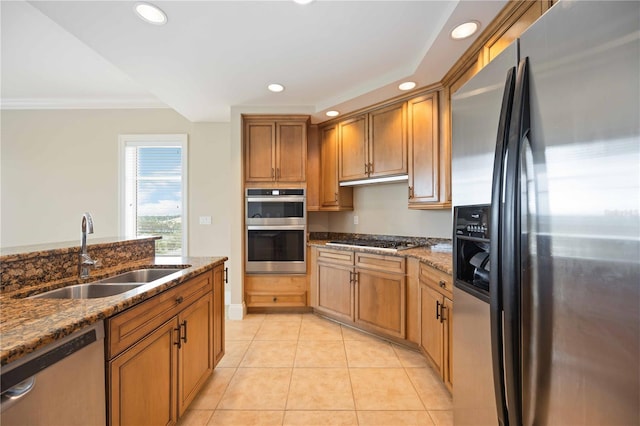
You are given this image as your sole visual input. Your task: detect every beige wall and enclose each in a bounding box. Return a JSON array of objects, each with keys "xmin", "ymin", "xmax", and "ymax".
[
  {"xmin": 0, "ymin": 109, "xmax": 231, "ymax": 260},
  {"xmin": 309, "ymin": 182, "xmax": 452, "ymax": 238}
]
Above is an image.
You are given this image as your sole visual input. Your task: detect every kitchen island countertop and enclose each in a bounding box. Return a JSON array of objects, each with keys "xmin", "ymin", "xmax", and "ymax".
[{"xmin": 0, "ymin": 255, "xmax": 227, "ymax": 366}]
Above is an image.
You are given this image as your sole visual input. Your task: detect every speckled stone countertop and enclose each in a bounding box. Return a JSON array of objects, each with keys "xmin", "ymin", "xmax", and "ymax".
[
  {"xmin": 308, "ymin": 240, "xmax": 452, "ymax": 274},
  {"xmin": 0, "ymin": 255, "xmax": 227, "ymax": 366}
]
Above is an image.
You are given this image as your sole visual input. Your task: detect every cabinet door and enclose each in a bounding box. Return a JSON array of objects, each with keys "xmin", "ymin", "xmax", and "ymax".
[
  {"xmin": 316, "ymin": 261, "xmax": 354, "ymax": 323},
  {"xmin": 407, "ymin": 93, "xmax": 440, "ymax": 205},
  {"xmin": 276, "ymin": 121, "xmax": 306, "ymax": 182},
  {"xmin": 178, "ymin": 293, "xmax": 214, "ymax": 416},
  {"xmin": 245, "ymin": 121, "xmax": 276, "ymax": 182},
  {"xmin": 369, "ymin": 102, "xmax": 407, "ymax": 178},
  {"xmin": 443, "ymin": 296, "xmax": 453, "ymax": 391},
  {"xmin": 320, "ymin": 125, "xmax": 340, "ymax": 206},
  {"xmin": 355, "ymin": 268, "xmax": 406, "ymax": 339},
  {"xmin": 338, "ymin": 115, "xmax": 368, "ymax": 181},
  {"xmin": 109, "ymin": 319, "xmax": 178, "ymax": 426},
  {"xmin": 420, "ymin": 284, "xmax": 444, "ymax": 376},
  {"xmin": 213, "ymin": 265, "xmax": 225, "ymax": 366}
]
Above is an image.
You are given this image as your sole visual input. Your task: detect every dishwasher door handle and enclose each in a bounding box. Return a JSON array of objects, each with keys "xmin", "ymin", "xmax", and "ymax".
[{"xmin": 1, "ymin": 377, "xmax": 36, "ymax": 412}]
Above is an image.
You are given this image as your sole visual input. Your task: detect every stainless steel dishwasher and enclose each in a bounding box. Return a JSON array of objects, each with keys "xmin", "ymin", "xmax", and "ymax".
[{"xmin": 0, "ymin": 322, "xmax": 106, "ymax": 426}]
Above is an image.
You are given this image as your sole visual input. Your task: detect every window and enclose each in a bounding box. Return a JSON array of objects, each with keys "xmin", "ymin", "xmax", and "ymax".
[{"xmin": 119, "ymin": 134, "xmax": 188, "ymax": 256}]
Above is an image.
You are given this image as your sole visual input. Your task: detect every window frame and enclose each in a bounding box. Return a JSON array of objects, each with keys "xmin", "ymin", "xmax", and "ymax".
[{"xmin": 118, "ymin": 134, "xmax": 189, "ymax": 256}]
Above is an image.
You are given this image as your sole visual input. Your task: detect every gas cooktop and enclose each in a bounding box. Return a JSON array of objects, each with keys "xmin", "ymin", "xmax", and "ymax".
[{"xmin": 325, "ymin": 239, "xmax": 423, "ymax": 253}]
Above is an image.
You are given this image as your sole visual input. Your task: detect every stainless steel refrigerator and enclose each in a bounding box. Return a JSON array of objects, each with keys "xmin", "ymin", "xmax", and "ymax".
[{"xmin": 451, "ymin": 1, "xmax": 639, "ymax": 425}]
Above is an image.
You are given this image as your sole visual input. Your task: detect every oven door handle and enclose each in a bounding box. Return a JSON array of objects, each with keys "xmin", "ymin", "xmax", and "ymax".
[
  {"xmin": 246, "ymin": 196, "xmax": 305, "ymax": 203},
  {"xmin": 247, "ymin": 225, "xmax": 306, "ymax": 231}
]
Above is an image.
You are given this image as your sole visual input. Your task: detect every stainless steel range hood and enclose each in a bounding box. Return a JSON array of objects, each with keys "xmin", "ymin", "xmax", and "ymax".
[{"xmin": 339, "ymin": 174, "xmax": 408, "ymax": 187}]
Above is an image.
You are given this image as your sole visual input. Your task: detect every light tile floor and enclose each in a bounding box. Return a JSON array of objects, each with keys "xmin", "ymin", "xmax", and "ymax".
[{"xmin": 178, "ymin": 313, "xmax": 453, "ymax": 426}]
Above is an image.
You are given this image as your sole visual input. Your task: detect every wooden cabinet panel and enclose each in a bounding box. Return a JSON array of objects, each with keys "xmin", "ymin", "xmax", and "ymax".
[
  {"xmin": 320, "ymin": 125, "xmax": 353, "ymax": 209},
  {"xmin": 355, "ymin": 268, "xmax": 406, "ymax": 338},
  {"xmin": 419, "ymin": 261, "xmax": 453, "ymax": 298},
  {"xmin": 314, "ymin": 248, "xmax": 406, "ymax": 340},
  {"xmin": 339, "ymin": 115, "xmax": 368, "ymax": 181},
  {"xmin": 213, "ymin": 265, "xmax": 225, "ymax": 365},
  {"xmin": 369, "ymin": 103, "xmax": 407, "ymax": 178},
  {"xmin": 443, "ymin": 296, "xmax": 453, "ymax": 391},
  {"xmin": 408, "ymin": 93, "xmax": 440, "ymax": 206},
  {"xmin": 178, "ymin": 294, "xmax": 213, "ymax": 416},
  {"xmin": 244, "ymin": 273, "xmax": 308, "ymax": 309},
  {"xmin": 245, "ymin": 291, "xmax": 307, "ymax": 307},
  {"xmin": 107, "ymin": 267, "xmax": 224, "ymax": 425},
  {"xmin": 107, "ymin": 271, "xmax": 212, "ymax": 359},
  {"xmin": 316, "ymin": 262, "xmax": 354, "ymax": 323},
  {"xmin": 243, "ymin": 115, "xmax": 308, "ymax": 185},
  {"xmin": 276, "ymin": 122, "xmax": 306, "ymax": 182},
  {"xmin": 420, "ymin": 284, "xmax": 444, "ymax": 376},
  {"xmin": 109, "ymin": 319, "xmax": 178, "ymax": 426},
  {"xmin": 245, "ymin": 121, "xmax": 276, "ymax": 182}
]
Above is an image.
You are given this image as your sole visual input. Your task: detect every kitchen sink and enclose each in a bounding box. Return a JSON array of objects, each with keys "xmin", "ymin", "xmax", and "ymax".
[
  {"xmin": 96, "ymin": 268, "xmax": 183, "ymax": 284},
  {"xmin": 30, "ymin": 283, "xmax": 144, "ymax": 299},
  {"xmin": 29, "ymin": 268, "xmax": 185, "ymax": 299}
]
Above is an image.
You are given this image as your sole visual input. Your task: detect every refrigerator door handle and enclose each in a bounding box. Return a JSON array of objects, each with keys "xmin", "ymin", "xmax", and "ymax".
[
  {"xmin": 489, "ymin": 66, "xmax": 517, "ymax": 426},
  {"xmin": 503, "ymin": 56, "xmax": 531, "ymax": 426}
]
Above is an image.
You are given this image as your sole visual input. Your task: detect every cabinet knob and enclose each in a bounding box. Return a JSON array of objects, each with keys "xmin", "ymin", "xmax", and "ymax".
[
  {"xmin": 439, "ymin": 280, "xmax": 446, "ymax": 288},
  {"xmin": 176, "ymin": 296, "xmax": 184, "ymax": 304},
  {"xmin": 273, "ymin": 297, "xmax": 278, "ymax": 302}
]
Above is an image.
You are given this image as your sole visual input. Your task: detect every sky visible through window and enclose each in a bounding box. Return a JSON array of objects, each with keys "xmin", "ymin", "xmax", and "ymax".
[{"xmin": 135, "ymin": 147, "xmax": 183, "ymax": 255}]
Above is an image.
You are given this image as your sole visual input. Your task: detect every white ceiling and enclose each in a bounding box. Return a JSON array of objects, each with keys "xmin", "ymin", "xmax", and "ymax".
[{"xmin": 1, "ymin": 0, "xmax": 506, "ymax": 123}]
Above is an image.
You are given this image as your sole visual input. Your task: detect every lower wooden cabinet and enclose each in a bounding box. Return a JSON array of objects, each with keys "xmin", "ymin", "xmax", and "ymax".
[
  {"xmin": 245, "ymin": 274, "xmax": 307, "ymax": 309},
  {"xmin": 419, "ymin": 262, "xmax": 453, "ymax": 391},
  {"xmin": 107, "ymin": 265, "xmax": 225, "ymax": 425},
  {"xmin": 314, "ymin": 248, "xmax": 406, "ymax": 340},
  {"xmin": 109, "ymin": 319, "xmax": 178, "ymax": 426}
]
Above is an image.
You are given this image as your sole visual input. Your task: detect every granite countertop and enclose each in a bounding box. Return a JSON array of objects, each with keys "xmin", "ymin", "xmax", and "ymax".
[
  {"xmin": 0, "ymin": 255, "xmax": 227, "ymax": 366},
  {"xmin": 308, "ymin": 239, "xmax": 452, "ymax": 274}
]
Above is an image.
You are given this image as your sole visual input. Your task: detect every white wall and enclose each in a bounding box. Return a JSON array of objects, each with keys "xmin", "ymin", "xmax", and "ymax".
[
  {"xmin": 0, "ymin": 109, "xmax": 231, "ymax": 259},
  {"xmin": 326, "ymin": 182, "xmax": 452, "ymax": 238}
]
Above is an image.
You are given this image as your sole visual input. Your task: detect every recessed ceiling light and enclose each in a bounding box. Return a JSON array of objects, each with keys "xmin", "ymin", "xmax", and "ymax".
[
  {"xmin": 451, "ymin": 21, "xmax": 480, "ymax": 40},
  {"xmin": 326, "ymin": 110, "xmax": 340, "ymax": 117},
  {"xmin": 398, "ymin": 81, "xmax": 416, "ymax": 91},
  {"xmin": 268, "ymin": 83, "xmax": 285, "ymax": 93},
  {"xmin": 134, "ymin": 2, "xmax": 167, "ymax": 25},
  {"xmin": 293, "ymin": 0, "xmax": 315, "ymax": 4}
]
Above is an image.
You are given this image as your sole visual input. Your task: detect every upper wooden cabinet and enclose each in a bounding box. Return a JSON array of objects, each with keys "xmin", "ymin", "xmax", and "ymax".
[
  {"xmin": 368, "ymin": 102, "xmax": 407, "ymax": 179},
  {"xmin": 338, "ymin": 115, "xmax": 368, "ymax": 181},
  {"xmin": 243, "ymin": 115, "xmax": 308, "ymax": 185},
  {"xmin": 320, "ymin": 124, "xmax": 353, "ymax": 210},
  {"xmin": 338, "ymin": 103, "xmax": 407, "ymax": 182},
  {"xmin": 407, "ymin": 92, "xmax": 443, "ymax": 207}
]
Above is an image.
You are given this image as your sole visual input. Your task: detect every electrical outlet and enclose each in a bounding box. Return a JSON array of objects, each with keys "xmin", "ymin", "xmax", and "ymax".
[
  {"xmin": 353, "ymin": 215, "xmax": 359, "ymax": 225},
  {"xmin": 199, "ymin": 216, "xmax": 212, "ymax": 225}
]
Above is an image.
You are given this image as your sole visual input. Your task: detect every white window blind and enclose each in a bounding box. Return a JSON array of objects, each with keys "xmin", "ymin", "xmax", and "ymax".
[{"xmin": 120, "ymin": 135, "xmax": 188, "ymax": 256}]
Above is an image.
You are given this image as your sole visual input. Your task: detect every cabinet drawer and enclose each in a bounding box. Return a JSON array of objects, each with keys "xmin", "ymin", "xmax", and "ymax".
[
  {"xmin": 419, "ymin": 262, "xmax": 453, "ymax": 297},
  {"xmin": 107, "ymin": 271, "xmax": 213, "ymax": 359},
  {"xmin": 317, "ymin": 248, "xmax": 354, "ymax": 266},
  {"xmin": 355, "ymin": 252, "xmax": 405, "ymax": 274},
  {"xmin": 246, "ymin": 291, "xmax": 307, "ymax": 307}
]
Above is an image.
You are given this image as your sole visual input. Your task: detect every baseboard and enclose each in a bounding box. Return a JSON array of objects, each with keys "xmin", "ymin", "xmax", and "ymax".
[{"xmin": 227, "ymin": 302, "xmax": 246, "ymax": 320}]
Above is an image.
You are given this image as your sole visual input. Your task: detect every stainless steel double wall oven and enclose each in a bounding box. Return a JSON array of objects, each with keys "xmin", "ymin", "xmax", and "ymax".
[{"xmin": 245, "ymin": 189, "xmax": 306, "ymax": 274}]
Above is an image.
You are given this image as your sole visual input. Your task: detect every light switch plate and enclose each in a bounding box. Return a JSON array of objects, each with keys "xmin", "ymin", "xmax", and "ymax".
[
  {"xmin": 199, "ymin": 216, "xmax": 212, "ymax": 225},
  {"xmin": 353, "ymin": 215, "xmax": 359, "ymax": 225}
]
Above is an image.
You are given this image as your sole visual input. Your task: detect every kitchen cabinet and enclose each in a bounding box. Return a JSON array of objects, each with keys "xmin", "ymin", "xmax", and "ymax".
[
  {"xmin": 407, "ymin": 92, "xmax": 442, "ymax": 207},
  {"xmin": 107, "ymin": 266, "xmax": 225, "ymax": 425},
  {"xmin": 213, "ymin": 265, "xmax": 225, "ymax": 365},
  {"xmin": 244, "ymin": 273, "xmax": 308, "ymax": 309},
  {"xmin": 243, "ymin": 115, "xmax": 308, "ymax": 185},
  {"xmin": 338, "ymin": 103, "xmax": 407, "ymax": 183},
  {"xmin": 320, "ymin": 124, "xmax": 353, "ymax": 210},
  {"xmin": 418, "ymin": 261, "xmax": 453, "ymax": 391},
  {"xmin": 315, "ymin": 248, "xmax": 406, "ymax": 339}
]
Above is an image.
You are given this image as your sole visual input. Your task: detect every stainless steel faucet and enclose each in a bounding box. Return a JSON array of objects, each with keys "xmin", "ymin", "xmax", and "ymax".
[{"xmin": 79, "ymin": 212, "xmax": 99, "ymax": 278}]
